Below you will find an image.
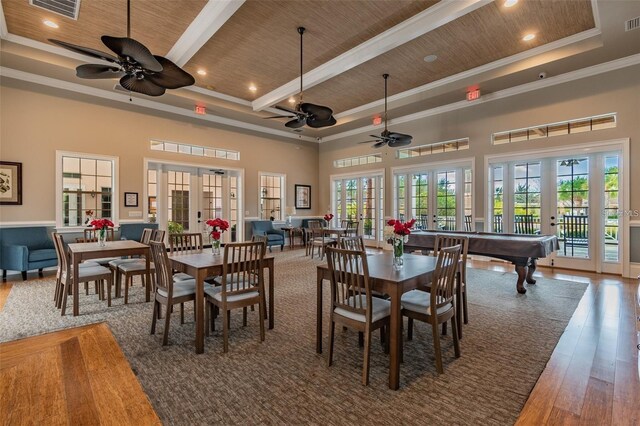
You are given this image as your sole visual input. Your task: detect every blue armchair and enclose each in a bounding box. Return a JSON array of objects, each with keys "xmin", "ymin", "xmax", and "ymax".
[
  {"xmin": 251, "ymin": 221, "xmax": 285, "ymax": 252},
  {"xmin": 1, "ymin": 227, "xmax": 58, "ymax": 280}
]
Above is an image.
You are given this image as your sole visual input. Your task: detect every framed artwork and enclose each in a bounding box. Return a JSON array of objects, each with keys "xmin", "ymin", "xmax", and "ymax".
[
  {"xmin": 124, "ymin": 192, "xmax": 139, "ymax": 207},
  {"xmin": 295, "ymin": 184, "xmax": 311, "ymax": 209},
  {"xmin": 0, "ymin": 161, "xmax": 22, "ymax": 205}
]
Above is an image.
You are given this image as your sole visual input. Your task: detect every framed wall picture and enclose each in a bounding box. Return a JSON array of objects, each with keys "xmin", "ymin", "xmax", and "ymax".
[
  {"xmin": 124, "ymin": 192, "xmax": 139, "ymax": 207},
  {"xmin": 0, "ymin": 161, "xmax": 22, "ymax": 205},
  {"xmin": 295, "ymin": 184, "xmax": 311, "ymax": 209}
]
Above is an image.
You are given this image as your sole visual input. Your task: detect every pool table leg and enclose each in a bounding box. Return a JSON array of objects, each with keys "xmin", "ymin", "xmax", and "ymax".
[
  {"xmin": 515, "ymin": 266, "xmax": 527, "ymax": 294},
  {"xmin": 525, "ymin": 259, "xmax": 537, "ymax": 284}
]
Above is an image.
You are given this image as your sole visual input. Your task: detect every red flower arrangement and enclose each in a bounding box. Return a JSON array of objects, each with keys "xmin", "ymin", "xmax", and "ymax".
[
  {"xmin": 386, "ymin": 218, "xmax": 416, "ymax": 238},
  {"xmin": 323, "ymin": 213, "xmax": 334, "ymax": 221},
  {"xmin": 90, "ymin": 218, "xmax": 114, "ymax": 230},
  {"xmin": 206, "ymin": 218, "xmax": 229, "ymax": 240}
]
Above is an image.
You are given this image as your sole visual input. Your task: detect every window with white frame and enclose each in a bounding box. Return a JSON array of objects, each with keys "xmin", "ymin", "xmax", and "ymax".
[
  {"xmin": 259, "ymin": 173, "xmax": 285, "ymax": 220},
  {"xmin": 57, "ymin": 152, "xmax": 118, "ymax": 227}
]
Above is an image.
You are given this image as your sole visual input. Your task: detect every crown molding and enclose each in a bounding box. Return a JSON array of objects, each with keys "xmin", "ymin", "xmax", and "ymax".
[
  {"xmin": 334, "ymin": 27, "xmax": 603, "ymax": 120},
  {"xmin": 321, "ymin": 54, "xmax": 640, "ymax": 142},
  {"xmin": 0, "ymin": 66, "xmax": 318, "ymax": 143},
  {"xmin": 250, "ymin": 0, "xmax": 492, "ymax": 111},
  {"xmin": 166, "ymin": 0, "xmax": 245, "ymax": 67}
]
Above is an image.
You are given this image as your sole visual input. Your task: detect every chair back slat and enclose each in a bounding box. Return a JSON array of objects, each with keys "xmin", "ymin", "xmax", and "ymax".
[
  {"xmin": 52, "ymin": 232, "xmax": 68, "ymax": 278},
  {"xmin": 169, "ymin": 233, "xmax": 203, "ymax": 253},
  {"xmin": 326, "ymin": 246, "xmax": 371, "ymax": 320},
  {"xmin": 464, "ymin": 215, "xmax": 473, "ymax": 232},
  {"xmin": 140, "ymin": 228, "xmax": 153, "ymax": 244},
  {"xmin": 430, "ymin": 244, "xmax": 461, "ymax": 310},
  {"xmin": 82, "ymin": 227, "xmax": 115, "ymax": 242},
  {"xmin": 221, "ymin": 241, "xmax": 265, "ymax": 300},
  {"xmin": 339, "ymin": 235, "xmax": 366, "ymax": 252},
  {"xmin": 149, "ymin": 240, "xmax": 173, "ymax": 298},
  {"xmin": 151, "ymin": 229, "xmax": 165, "ymax": 242},
  {"xmin": 434, "ymin": 234, "xmax": 469, "ymax": 277},
  {"xmin": 346, "ymin": 220, "xmax": 359, "ymax": 236}
]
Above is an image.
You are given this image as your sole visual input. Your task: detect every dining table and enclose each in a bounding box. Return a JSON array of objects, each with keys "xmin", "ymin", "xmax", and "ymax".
[
  {"xmin": 168, "ymin": 251, "xmax": 275, "ymax": 354},
  {"xmin": 68, "ymin": 240, "xmax": 151, "ymax": 316},
  {"xmin": 317, "ymin": 252, "xmax": 444, "ymax": 390}
]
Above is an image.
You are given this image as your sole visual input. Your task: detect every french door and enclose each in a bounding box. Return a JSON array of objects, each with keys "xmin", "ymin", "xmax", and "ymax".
[
  {"xmin": 394, "ymin": 162, "xmax": 473, "ymax": 231},
  {"xmin": 489, "ymin": 150, "xmax": 622, "ymax": 273},
  {"xmin": 332, "ymin": 171, "xmax": 384, "ymax": 246},
  {"xmin": 146, "ymin": 162, "xmax": 243, "ymax": 243}
]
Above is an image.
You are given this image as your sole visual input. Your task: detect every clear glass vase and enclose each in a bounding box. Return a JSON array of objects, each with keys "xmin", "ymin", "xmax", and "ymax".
[
  {"xmin": 97, "ymin": 229, "xmax": 107, "ymax": 247},
  {"xmin": 211, "ymin": 238, "xmax": 221, "ymax": 255},
  {"xmin": 392, "ymin": 238, "xmax": 404, "ymax": 270}
]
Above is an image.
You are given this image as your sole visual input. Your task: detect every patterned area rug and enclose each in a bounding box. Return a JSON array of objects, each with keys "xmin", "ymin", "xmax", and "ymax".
[{"xmin": 0, "ymin": 250, "xmax": 588, "ymax": 425}]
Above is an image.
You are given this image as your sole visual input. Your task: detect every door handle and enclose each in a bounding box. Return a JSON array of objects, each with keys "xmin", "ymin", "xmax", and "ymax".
[
  {"xmin": 550, "ymin": 223, "xmax": 556, "ymax": 227},
  {"xmin": 550, "ymin": 216, "xmax": 556, "ymax": 220}
]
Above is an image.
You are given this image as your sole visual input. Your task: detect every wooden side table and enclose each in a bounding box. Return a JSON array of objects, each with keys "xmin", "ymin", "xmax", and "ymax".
[{"xmin": 281, "ymin": 227, "xmax": 301, "ymax": 249}]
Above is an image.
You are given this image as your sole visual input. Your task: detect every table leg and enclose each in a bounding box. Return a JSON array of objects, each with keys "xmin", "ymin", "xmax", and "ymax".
[
  {"xmin": 195, "ymin": 269, "xmax": 205, "ymax": 354},
  {"xmin": 389, "ymin": 284, "xmax": 402, "ymax": 390},
  {"xmin": 515, "ymin": 265, "xmax": 527, "ymax": 294},
  {"xmin": 316, "ymin": 268, "xmax": 323, "ymax": 354},
  {"xmin": 72, "ymin": 254, "xmax": 80, "ymax": 316},
  {"xmin": 456, "ymin": 270, "xmax": 463, "ymax": 340},
  {"xmin": 526, "ymin": 258, "xmax": 537, "ymax": 284},
  {"xmin": 268, "ymin": 259, "xmax": 274, "ymax": 330},
  {"xmin": 144, "ymin": 250, "xmax": 151, "ymax": 302}
]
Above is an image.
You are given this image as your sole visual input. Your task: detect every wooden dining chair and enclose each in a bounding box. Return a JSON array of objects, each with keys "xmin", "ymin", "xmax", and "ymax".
[
  {"xmin": 83, "ymin": 227, "xmax": 115, "ymax": 243},
  {"xmin": 52, "ymin": 232, "xmax": 100, "ymax": 308},
  {"xmin": 169, "ymin": 233, "xmax": 203, "ymax": 281},
  {"xmin": 116, "ymin": 229, "xmax": 165, "ymax": 305},
  {"xmin": 346, "ymin": 220, "xmax": 359, "ymax": 236},
  {"xmin": 309, "ymin": 220, "xmax": 336, "ymax": 260},
  {"xmin": 401, "ymin": 244, "xmax": 461, "ymax": 374},
  {"xmin": 108, "ymin": 228, "xmax": 153, "ymax": 285},
  {"xmin": 149, "ymin": 240, "xmax": 210, "ymax": 346},
  {"xmin": 204, "ymin": 241, "xmax": 266, "ymax": 353},
  {"xmin": 434, "ymin": 234, "xmax": 470, "ymax": 328},
  {"xmin": 53, "ymin": 233, "xmax": 114, "ymax": 315},
  {"xmin": 338, "ymin": 235, "xmax": 366, "ymax": 252},
  {"xmin": 325, "ymin": 246, "xmax": 390, "ymax": 386}
]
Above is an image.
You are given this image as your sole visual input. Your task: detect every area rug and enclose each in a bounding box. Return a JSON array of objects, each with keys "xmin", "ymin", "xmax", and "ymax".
[{"xmin": 0, "ymin": 250, "xmax": 588, "ymax": 425}]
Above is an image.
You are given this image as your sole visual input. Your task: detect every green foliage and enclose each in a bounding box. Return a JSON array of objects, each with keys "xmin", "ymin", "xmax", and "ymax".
[{"xmin": 167, "ymin": 221, "xmax": 184, "ymax": 234}]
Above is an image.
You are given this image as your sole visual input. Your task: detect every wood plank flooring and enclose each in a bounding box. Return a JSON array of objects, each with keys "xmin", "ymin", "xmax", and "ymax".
[
  {"xmin": 0, "ymin": 322, "xmax": 160, "ymax": 426},
  {"xmin": 1, "ymin": 260, "xmax": 638, "ymax": 425}
]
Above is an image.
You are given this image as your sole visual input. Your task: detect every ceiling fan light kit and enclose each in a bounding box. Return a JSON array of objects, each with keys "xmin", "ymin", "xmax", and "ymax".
[
  {"xmin": 359, "ymin": 73, "xmax": 413, "ymax": 148},
  {"xmin": 48, "ymin": 0, "xmax": 194, "ymax": 97},
  {"xmin": 265, "ymin": 27, "xmax": 336, "ymax": 129}
]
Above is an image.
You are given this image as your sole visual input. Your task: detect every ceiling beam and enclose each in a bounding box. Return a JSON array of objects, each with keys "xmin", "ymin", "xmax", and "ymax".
[
  {"xmin": 0, "ymin": 0, "xmax": 9, "ymax": 38},
  {"xmin": 166, "ymin": 0, "xmax": 245, "ymax": 67},
  {"xmin": 251, "ymin": 0, "xmax": 492, "ymax": 111}
]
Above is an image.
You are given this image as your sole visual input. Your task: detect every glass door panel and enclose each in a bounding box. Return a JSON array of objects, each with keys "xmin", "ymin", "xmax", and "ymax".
[
  {"xmin": 344, "ymin": 179, "xmax": 358, "ymax": 221},
  {"xmin": 556, "ymin": 158, "xmax": 590, "ymax": 258},
  {"xmin": 603, "ymin": 156, "xmax": 619, "ymax": 262},
  {"xmin": 167, "ymin": 171, "xmax": 190, "ymax": 232},
  {"xmin": 491, "ymin": 166, "xmax": 505, "ymax": 233},
  {"xmin": 513, "ymin": 162, "xmax": 541, "ymax": 234},
  {"xmin": 361, "ymin": 177, "xmax": 376, "ymax": 239},
  {"xmin": 411, "ymin": 173, "xmax": 429, "ymax": 229},
  {"xmin": 436, "ymin": 170, "xmax": 456, "ymax": 231}
]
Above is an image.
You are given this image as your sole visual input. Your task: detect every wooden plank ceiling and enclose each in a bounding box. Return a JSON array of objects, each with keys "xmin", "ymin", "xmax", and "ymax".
[{"xmin": 3, "ymin": 0, "xmax": 207, "ymax": 57}]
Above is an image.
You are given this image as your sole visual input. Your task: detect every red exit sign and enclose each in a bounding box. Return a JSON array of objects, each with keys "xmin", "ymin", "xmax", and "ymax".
[
  {"xmin": 194, "ymin": 105, "xmax": 206, "ymax": 115},
  {"xmin": 466, "ymin": 89, "xmax": 481, "ymax": 101}
]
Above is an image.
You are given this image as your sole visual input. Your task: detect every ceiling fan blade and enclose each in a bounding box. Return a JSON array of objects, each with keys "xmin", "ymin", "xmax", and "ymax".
[
  {"xmin": 75, "ymin": 64, "xmax": 125, "ymax": 79},
  {"xmin": 101, "ymin": 36, "xmax": 163, "ymax": 72},
  {"xmin": 263, "ymin": 115, "xmax": 294, "ymax": 119},
  {"xmin": 144, "ymin": 56, "xmax": 195, "ymax": 89},
  {"xmin": 119, "ymin": 75, "xmax": 166, "ymax": 97},
  {"xmin": 372, "ymin": 141, "xmax": 387, "ymax": 149},
  {"xmin": 300, "ymin": 102, "xmax": 333, "ymax": 120},
  {"xmin": 388, "ymin": 139, "xmax": 412, "ymax": 148},
  {"xmin": 48, "ymin": 39, "xmax": 119, "ymax": 63},
  {"xmin": 285, "ymin": 118, "xmax": 306, "ymax": 128},
  {"xmin": 388, "ymin": 133, "xmax": 413, "ymax": 145},
  {"xmin": 306, "ymin": 115, "xmax": 337, "ymax": 128},
  {"xmin": 358, "ymin": 139, "xmax": 380, "ymax": 144}
]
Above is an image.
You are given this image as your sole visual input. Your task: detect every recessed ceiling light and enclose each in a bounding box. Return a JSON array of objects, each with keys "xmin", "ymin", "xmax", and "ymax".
[
  {"xmin": 424, "ymin": 54, "xmax": 438, "ymax": 63},
  {"xmin": 196, "ymin": 69, "xmax": 206, "ymax": 76},
  {"xmin": 288, "ymin": 97, "xmax": 296, "ymax": 104},
  {"xmin": 522, "ymin": 33, "xmax": 536, "ymax": 41},
  {"xmin": 43, "ymin": 20, "xmax": 59, "ymax": 29},
  {"xmin": 504, "ymin": 0, "xmax": 518, "ymax": 7},
  {"xmin": 248, "ymin": 84, "xmax": 257, "ymax": 92}
]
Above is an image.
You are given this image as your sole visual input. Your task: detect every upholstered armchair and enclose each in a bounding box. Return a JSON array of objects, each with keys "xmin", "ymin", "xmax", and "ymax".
[
  {"xmin": 0, "ymin": 227, "xmax": 58, "ymax": 280},
  {"xmin": 251, "ymin": 221, "xmax": 285, "ymax": 252}
]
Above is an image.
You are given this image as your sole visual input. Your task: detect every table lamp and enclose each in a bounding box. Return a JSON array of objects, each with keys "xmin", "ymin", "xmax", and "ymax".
[{"xmin": 285, "ymin": 206, "xmax": 296, "ymax": 226}]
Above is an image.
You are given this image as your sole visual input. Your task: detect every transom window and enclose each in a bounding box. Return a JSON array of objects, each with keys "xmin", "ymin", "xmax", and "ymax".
[{"xmin": 57, "ymin": 152, "xmax": 118, "ymax": 228}]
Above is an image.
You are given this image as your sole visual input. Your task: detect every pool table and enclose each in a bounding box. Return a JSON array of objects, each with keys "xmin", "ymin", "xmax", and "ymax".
[{"xmin": 405, "ymin": 230, "xmax": 559, "ymax": 294}]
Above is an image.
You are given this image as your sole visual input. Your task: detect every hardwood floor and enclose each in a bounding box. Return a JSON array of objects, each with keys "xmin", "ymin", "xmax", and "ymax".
[
  {"xmin": 0, "ymin": 322, "xmax": 160, "ymax": 425},
  {"xmin": 1, "ymin": 260, "xmax": 638, "ymax": 425},
  {"xmin": 466, "ymin": 260, "xmax": 640, "ymax": 426}
]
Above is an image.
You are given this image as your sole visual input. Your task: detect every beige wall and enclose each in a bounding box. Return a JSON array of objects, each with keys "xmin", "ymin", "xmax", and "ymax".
[
  {"xmin": 0, "ymin": 84, "xmax": 320, "ymax": 223},
  {"xmin": 319, "ymin": 65, "xmax": 640, "ymax": 216}
]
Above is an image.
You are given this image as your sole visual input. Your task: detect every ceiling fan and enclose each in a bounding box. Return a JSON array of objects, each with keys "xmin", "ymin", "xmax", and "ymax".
[
  {"xmin": 48, "ymin": 0, "xmax": 194, "ymax": 97},
  {"xmin": 359, "ymin": 74, "xmax": 413, "ymax": 148},
  {"xmin": 264, "ymin": 27, "xmax": 336, "ymax": 129}
]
